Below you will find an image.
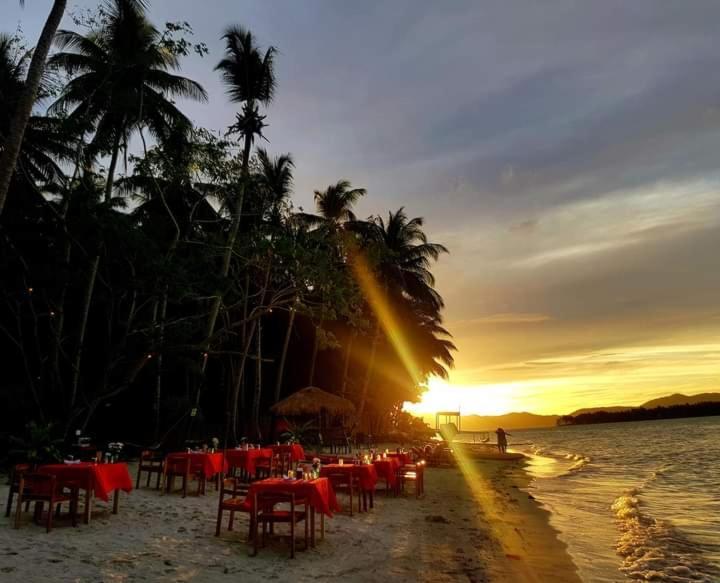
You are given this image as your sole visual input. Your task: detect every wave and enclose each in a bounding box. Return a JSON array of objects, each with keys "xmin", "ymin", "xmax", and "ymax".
[
  {"xmin": 612, "ymin": 483, "xmax": 720, "ymax": 582},
  {"xmin": 525, "ymin": 443, "xmax": 592, "ymax": 474}
]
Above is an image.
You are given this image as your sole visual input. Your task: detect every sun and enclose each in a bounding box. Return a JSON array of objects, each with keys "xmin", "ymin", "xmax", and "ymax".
[{"xmin": 403, "ymin": 377, "xmax": 519, "ymax": 417}]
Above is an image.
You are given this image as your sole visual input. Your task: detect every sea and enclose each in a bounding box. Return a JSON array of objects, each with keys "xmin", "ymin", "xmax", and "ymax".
[{"xmin": 468, "ymin": 416, "xmax": 720, "ymax": 582}]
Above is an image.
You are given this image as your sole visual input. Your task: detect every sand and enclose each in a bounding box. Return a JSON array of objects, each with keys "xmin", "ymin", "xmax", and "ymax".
[{"xmin": 0, "ymin": 460, "xmax": 580, "ymax": 582}]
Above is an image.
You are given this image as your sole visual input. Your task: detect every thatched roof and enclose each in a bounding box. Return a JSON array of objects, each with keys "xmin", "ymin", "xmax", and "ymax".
[{"xmin": 271, "ymin": 386, "xmax": 356, "ymax": 417}]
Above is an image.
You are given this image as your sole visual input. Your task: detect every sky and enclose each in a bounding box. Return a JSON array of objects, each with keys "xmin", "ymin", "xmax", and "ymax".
[{"xmin": 5, "ymin": 1, "xmax": 720, "ymax": 416}]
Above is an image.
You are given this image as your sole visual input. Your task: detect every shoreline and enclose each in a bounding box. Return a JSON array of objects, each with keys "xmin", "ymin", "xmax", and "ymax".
[{"xmin": 0, "ymin": 460, "xmax": 579, "ymax": 582}]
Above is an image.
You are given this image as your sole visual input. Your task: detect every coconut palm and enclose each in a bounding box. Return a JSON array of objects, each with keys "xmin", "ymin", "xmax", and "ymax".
[
  {"xmin": 48, "ymin": 0, "xmax": 207, "ymax": 201},
  {"xmin": 353, "ymin": 208, "xmax": 451, "ymax": 419},
  {"xmin": 300, "ymin": 180, "xmax": 367, "ymax": 240},
  {"xmin": 0, "ymin": 34, "xmax": 74, "ymax": 189},
  {"xmin": 206, "ymin": 25, "xmax": 276, "ymax": 436},
  {"xmin": 0, "ymin": 0, "xmax": 68, "ymax": 216}
]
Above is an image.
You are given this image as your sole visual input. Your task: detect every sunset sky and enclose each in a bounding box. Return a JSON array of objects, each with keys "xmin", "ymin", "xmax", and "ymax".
[{"xmin": 9, "ymin": 1, "xmax": 720, "ymax": 415}]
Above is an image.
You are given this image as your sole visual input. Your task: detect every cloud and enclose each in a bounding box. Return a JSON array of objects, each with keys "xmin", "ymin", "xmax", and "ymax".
[{"xmin": 454, "ymin": 313, "xmax": 552, "ymax": 326}]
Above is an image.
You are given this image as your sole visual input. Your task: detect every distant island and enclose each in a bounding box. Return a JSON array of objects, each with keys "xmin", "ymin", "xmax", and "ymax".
[
  {"xmin": 421, "ymin": 392, "xmax": 720, "ymax": 431},
  {"xmin": 558, "ymin": 401, "xmax": 720, "ymax": 426}
]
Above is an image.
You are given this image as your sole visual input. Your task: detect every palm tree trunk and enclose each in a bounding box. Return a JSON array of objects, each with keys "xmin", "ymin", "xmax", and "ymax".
[
  {"xmin": 308, "ymin": 321, "xmax": 322, "ymax": 386},
  {"xmin": 251, "ymin": 316, "xmax": 263, "ymax": 440},
  {"xmin": 340, "ymin": 330, "xmax": 355, "ymax": 397},
  {"xmin": 153, "ymin": 290, "xmax": 168, "ymax": 441},
  {"xmin": 0, "ymin": 0, "xmax": 67, "ymax": 217},
  {"xmin": 69, "ymin": 253, "xmax": 100, "ymax": 413},
  {"xmin": 104, "ymin": 132, "xmax": 122, "ymax": 202},
  {"xmin": 273, "ymin": 306, "xmax": 295, "ymax": 403},
  {"xmin": 357, "ymin": 321, "xmax": 380, "ymax": 421}
]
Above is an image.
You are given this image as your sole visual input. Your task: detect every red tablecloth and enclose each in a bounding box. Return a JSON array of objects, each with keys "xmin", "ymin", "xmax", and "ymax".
[
  {"xmin": 224, "ymin": 448, "xmax": 273, "ymax": 475},
  {"xmin": 270, "ymin": 444, "xmax": 305, "ymax": 461},
  {"xmin": 373, "ymin": 458, "xmax": 400, "ymax": 487},
  {"xmin": 388, "ymin": 452, "xmax": 411, "ymax": 466},
  {"xmin": 166, "ymin": 452, "xmax": 226, "ymax": 479},
  {"xmin": 242, "ymin": 477, "xmax": 339, "ymax": 517},
  {"xmin": 37, "ymin": 462, "xmax": 133, "ymax": 502},
  {"xmin": 320, "ymin": 463, "xmax": 378, "ymax": 492}
]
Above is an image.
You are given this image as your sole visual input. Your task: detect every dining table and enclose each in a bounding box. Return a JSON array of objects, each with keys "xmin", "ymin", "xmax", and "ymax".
[
  {"xmin": 373, "ymin": 457, "xmax": 401, "ymax": 493},
  {"xmin": 320, "ymin": 463, "xmax": 378, "ymax": 512},
  {"xmin": 242, "ymin": 477, "xmax": 338, "ymax": 546},
  {"xmin": 270, "ymin": 444, "xmax": 306, "ymax": 462},
  {"xmin": 37, "ymin": 462, "xmax": 133, "ymax": 523},
  {"xmin": 224, "ymin": 448, "xmax": 273, "ymax": 478},
  {"xmin": 166, "ymin": 451, "xmax": 227, "ymax": 479}
]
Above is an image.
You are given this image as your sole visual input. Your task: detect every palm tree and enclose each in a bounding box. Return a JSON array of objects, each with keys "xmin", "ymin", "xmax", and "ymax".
[
  {"xmin": 300, "ymin": 180, "xmax": 367, "ymax": 240},
  {"xmin": 353, "ymin": 208, "xmax": 450, "ymax": 420},
  {"xmin": 210, "ymin": 25, "xmax": 276, "ymax": 433},
  {"xmin": 48, "ymin": 0, "xmax": 207, "ymax": 201},
  {"xmin": 0, "ymin": 34, "xmax": 74, "ymax": 190},
  {"xmin": 0, "ymin": 0, "xmax": 68, "ymax": 217},
  {"xmin": 298, "ymin": 179, "xmax": 366, "ymax": 385}
]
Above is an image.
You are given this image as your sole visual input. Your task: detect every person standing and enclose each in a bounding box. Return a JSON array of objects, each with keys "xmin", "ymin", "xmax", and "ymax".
[{"xmin": 496, "ymin": 427, "xmax": 511, "ymax": 454}]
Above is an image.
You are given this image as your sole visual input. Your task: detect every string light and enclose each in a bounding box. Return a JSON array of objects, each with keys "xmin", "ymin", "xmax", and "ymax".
[{"xmin": 27, "ymin": 287, "xmax": 33, "ymax": 294}]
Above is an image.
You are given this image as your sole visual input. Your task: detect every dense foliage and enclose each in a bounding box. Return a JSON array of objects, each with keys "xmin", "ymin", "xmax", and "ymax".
[
  {"xmin": 557, "ymin": 402, "xmax": 720, "ymax": 426},
  {"xmin": 0, "ymin": 1, "xmax": 453, "ymax": 454}
]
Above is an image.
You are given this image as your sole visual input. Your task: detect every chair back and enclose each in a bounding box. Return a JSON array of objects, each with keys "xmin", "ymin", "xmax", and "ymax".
[
  {"xmin": 165, "ymin": 455, "xmax": 190, "ymax": 475},
  {"xmin": 10, "ymin": 463, "xmax": 31, "ymax": 487},
  {"xmin": 18, "ymin": 473, "xmax": 57, "ymax": 497},
  {"xmin": 271, "ymin": 453, "xmax": 293, "ymax": 477}
]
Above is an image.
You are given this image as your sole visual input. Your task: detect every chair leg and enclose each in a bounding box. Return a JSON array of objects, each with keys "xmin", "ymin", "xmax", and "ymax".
[
  {"xmin": 5, "ymin": 491, "xmax": 14, "ymax": 517},
  {"xmin": 46, "ymin": 501, "xmax": 53, "ymax": 533},
  {"xmin": 13, "ymin": 492, "xmax": 23, "ymax": 529},
  {"xmin": 136, "ymin": 468, "xmax": 141, "ymax": 490},
  {"xmin": 304, "ymin": 510, "xmax": 309, "ymax": 550},
  {"xmin": 290, "ymin": 518, "xmax": 295, "ymax": 559},
  {"xmin": 215, "ymin": 506, "xmax": 223, "ymax": 537},
  {"xmin": 228, "ymin": 510, "xmax": 235, "ymax": 531},
  {"xmin": 155, "ymin": 470, "xmax": 162, "ymax": 490}
]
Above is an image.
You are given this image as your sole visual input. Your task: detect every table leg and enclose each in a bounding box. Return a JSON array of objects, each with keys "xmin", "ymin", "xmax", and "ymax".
[
  {"xmin": 320, "ymin": 512, "xmax": 324, "ymax": 540},
  {"xmin": 112, "ymin": 490, "xmax": 120, "ymax": 514},
  {"xmin": 310, "ymin": 507, "xmax": 316, "ymax": 548},
  {"xmin": 84, "ymin": 489, "xmax": 92, "ymax": 524}
]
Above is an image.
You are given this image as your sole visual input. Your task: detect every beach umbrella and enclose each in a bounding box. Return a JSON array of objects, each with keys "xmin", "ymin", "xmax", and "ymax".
[{"xmin": 271, "ymin": 386, "xmax": 356, "ymax": 417}]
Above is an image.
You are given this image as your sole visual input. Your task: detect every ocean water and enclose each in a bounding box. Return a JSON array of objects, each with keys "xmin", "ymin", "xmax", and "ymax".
[{"xmin": 482, "ymin": 417, "xmax": 720, "ymax": 582}]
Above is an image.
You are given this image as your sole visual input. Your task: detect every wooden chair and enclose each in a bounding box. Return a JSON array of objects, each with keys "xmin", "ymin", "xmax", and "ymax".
[
  {"xmin": 254, "ymin": 454, "xmax": 273, "ymax": 480},
  {"xmin": 252, "ymin": 491, "xmax": 308, "ymax": 558},
  {"xmin": 162, "ymin": 456, "xmax": 198, "ymax": 497},
  {"xmin": 325, "ymin": 471, "xmax": 356, "ymax": 516},
  {"xmin": 269, "ymin": 453, "xmax": 293, "ymax": 478},
  {"xmin": 397, "ymin": 462, "xmax": 425, "ymax": 498},
  {"xmin": 215, "ymin": 474, "xmax": 251, "ymax": 537},
  {"xmin": 12, "ymin": 473, "xmax": 79, "ymax": 532},
  {"xmin": 136, "ymin": 450, "xmax": 164, "ymax": 490},
  {"xmin": 5, "ymin": 463, "xmax": 32, "ymax": 518}
]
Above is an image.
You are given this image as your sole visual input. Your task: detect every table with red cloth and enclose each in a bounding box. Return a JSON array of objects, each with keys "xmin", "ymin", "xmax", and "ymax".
[
  {"xmin": 224, "ymin": 448, "xmax": 273, "ymax": 476},
  {"xmin": 270, "ymin": 444, "xmax": 305, "ymax": 462},
  {"xmin": 242, "ymin": 477, "xmax": 338, "ymax": 546},
  {"xmin": 320, "ymin": 463, "xmax": 378, "ymax": 512},
  {"xmin": 37, "ymin": 462, "xmax": 133, "ymax": 522},
  {"xmin": 166, "ymin": 452, "xmax": 226, "ymax": 479},
  {"xmin": 320, "ymin": 463, "xmax": 378, "ymax": 492},
  {"xmin": 388, "ymin": 452, "xmax": 411, "ymax": 466},
  {"xmin": 373, "ymin": 457, "xmax": 401, "ymax": 490}
]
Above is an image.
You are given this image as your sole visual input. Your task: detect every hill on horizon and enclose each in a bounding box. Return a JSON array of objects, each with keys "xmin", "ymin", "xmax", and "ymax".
[
  {"xmin": 418, "ymin": 392, "xmax": 720, "ymax": 431},
  {"xmin": 569, "ymin": 392, "xmax": 720, "ymax": 416}
]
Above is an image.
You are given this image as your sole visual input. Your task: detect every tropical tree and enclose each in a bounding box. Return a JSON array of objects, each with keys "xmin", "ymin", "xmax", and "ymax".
[
  {"xmin": 206, "ymin": 25, "xmax": 276, "ymax": 437},
  {"xmin": 352, "ymin": 208, "xmax": 451, "ymax": 420},
  {"xmin": 0, "ymin": 34, "xmax": 74, "ymax": 190},
  {"xmin": 48, "ymin": 0, "xmax": 207, "ymax": 200},
  {"xmin": 0, "ymin": 0, "xmax": 68, "ymax": 216}
]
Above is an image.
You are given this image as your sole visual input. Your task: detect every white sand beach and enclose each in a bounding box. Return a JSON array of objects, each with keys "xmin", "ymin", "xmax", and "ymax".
[{"xmin": 0, "ymin": 460, "xmax": 579, "ymax": 583}]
